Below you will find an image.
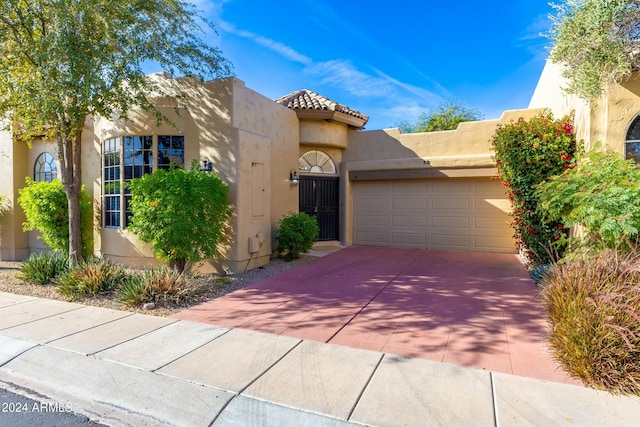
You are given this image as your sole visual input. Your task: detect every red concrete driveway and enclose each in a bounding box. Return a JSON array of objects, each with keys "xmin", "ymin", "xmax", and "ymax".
[{"xmin": 173, "ymin": 246, "xmax": 577, "ymax": 385}]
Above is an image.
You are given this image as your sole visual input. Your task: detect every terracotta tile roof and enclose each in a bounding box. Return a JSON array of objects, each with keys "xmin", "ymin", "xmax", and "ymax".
[{"xmin": 275, "ymin": 89, "xmax": 369, "ymax": 125}]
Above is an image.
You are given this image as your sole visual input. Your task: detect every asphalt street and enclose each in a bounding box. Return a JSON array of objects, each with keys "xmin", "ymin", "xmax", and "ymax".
[{"xmin": 0, "ymin": 386, "xmax": 105, "ymax": 427}]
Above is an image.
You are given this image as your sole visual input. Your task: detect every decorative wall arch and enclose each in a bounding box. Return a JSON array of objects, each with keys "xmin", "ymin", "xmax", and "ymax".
[{"xmin": 298, "ymin": 150, "xmax": 337, "ymax": 174}]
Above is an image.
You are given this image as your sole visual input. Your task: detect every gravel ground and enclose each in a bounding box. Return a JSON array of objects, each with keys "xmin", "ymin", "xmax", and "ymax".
[{"xmin": 0, "ymin": 256, "xmax": 315, "ymax": 317}]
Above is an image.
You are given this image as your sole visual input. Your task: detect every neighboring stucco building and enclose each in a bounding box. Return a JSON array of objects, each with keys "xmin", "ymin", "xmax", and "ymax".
[{"xmin": 2, "ymin": 60, "xmax": 639, "ymax": 272}]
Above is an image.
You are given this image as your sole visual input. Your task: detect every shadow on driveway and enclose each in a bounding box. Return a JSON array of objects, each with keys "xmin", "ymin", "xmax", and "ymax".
[{"xmin": 174, "ymin": 246, "xmax": 577, "ymax": 385}]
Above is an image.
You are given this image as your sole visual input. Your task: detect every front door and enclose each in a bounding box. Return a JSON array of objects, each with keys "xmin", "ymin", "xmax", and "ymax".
[{"xmin": 299, "ymin": 176, "xmax": 339, "ymax": 241}]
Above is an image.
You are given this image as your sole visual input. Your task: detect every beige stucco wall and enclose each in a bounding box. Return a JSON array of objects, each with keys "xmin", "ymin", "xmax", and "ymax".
[
  {"xmin": 93, "ymin": 76, "xmax": 299, "ymax": 273},
  {"xmin": 340, "ymin": 109, "xmax": 545, "ymax": 245},
  {"xmin": 299, "ymin": 120, "xmax": 349, "ymax": 149},
  {"xmin": 0, "ymin": 130, "xmax": 30, "ymax": 260}
]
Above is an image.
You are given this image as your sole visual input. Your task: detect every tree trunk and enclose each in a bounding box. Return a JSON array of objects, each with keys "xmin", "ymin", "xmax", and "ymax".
[{"xmin": 59, "ymin": 126, "xmax": 84, "ymax": 266}]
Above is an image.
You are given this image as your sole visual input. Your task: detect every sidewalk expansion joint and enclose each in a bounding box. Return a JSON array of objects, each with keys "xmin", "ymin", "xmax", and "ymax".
[
  {"xmin": 208, "ymin": 339, "xmax": 303, "ymax": 427},
  {"xmin": 347, "ymin": 352, "xmax": 384, "ymax": 422},
  {"xmin": 0, "ymin": 306, "xmax": 85, "ymax": 332},
  {"xmin": 490, "ymin": 371, "xmax": 499, "ymax": 427},
  {"xmin": 86, "ymin": 318, "xmax": 181, "ymax": 357},
  {"xmin": 151, "ymin": 325, "xmax": 233, "ymax": 373}
]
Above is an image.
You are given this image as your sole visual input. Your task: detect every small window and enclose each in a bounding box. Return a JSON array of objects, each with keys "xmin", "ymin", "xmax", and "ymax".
[
  {"xmin": 625, "ymin": 114, "xmax": 640, "ymax": 163},
  {"xmin": 34, "ymin": 152, "xmax": 57, "ymax": 182},
  {"xmin": 299, "ymin": 150, "xmax": 336, "ymax": 174}
]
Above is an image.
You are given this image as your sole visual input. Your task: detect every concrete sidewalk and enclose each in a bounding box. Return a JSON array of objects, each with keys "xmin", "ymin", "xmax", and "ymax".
[{"xmin": 0, "ymin": 292, "xmax": 639, "ymax": 426}]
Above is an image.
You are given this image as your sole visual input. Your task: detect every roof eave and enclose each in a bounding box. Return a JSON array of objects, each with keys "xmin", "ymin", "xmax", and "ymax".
[{"xmin": 294, "ymin": 109, "xmax": 367, "ymax": 129}]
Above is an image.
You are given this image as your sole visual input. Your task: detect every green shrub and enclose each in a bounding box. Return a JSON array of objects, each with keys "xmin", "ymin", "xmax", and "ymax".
[
  {"xmin": 276, "ymin": 212, "xmax": 319, "ymax": 261},
  {"xmin": 542, "ymin": 249, "xmax": 640, "ymax": 395},
  {"xmin": 127, "ymin": 161, "xmax": 232, "ymax": 272},
  {"xmin": 56, "ymin": 257, "xmax": 126, "ymax": 299},
  {"xmin": 491, "ymin": 110, "xmax": 580, "ymax": 266},
  {"xmin": 17, "ymin": 251, "xmax": 69, "ymax": 285},
  {"xmin": 536, "ymin": 150, "xmax": 640, "ymax": 253},
  {"xmin": 119, "ymin": 266, "xmax": 197, "ymax": 306},
  {"xmin": 17, "ymin": 178, "xmax": 93, "ymax": 257},
  {"xmin": 118, "ymin": 273, "xmax": 147, "ymax": 307}
]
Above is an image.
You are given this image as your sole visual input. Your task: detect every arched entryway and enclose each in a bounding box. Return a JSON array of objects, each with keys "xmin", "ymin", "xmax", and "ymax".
[{"xmin": 298, "ymin": 150, "xmax": 339, "ymax": 241}]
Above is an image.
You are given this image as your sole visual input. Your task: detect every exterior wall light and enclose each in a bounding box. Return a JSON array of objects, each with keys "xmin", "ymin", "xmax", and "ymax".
[
  {"xmin": 290, "ymin": 170, "xmax": 299, "ymax": 186},
  {"xmin": 200, "ymin": 158, "xmax": 213, "ymax": 172}
]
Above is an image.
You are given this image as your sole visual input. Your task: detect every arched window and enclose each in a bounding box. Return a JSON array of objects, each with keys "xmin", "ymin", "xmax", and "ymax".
[
  {"xmin": 34, "ymin": 152, "xmax": 57, "ymax": 182},
  {"xmin": 298, "ymin": 150, "xmax": 336, "ymax": 174},
  {"xmin": 625, "ymin": 114, "xmax": 640, "ymax": 163}
]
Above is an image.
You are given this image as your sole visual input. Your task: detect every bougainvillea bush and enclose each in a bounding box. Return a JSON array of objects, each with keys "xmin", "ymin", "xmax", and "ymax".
[{"xmin": 491, "ymin": 111, "xmax": 580, "ymax": 266}]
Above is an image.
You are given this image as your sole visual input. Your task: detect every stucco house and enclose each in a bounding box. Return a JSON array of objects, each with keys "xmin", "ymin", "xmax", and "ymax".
[{"xmin": 1, "ymin": 60, "xmax": 638, "ymax": 273}]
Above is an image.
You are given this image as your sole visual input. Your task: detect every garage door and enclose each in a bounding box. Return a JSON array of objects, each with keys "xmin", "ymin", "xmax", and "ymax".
[{"xmin": 353, "ymin": 178, "xmax": 515, "ymax": 252}]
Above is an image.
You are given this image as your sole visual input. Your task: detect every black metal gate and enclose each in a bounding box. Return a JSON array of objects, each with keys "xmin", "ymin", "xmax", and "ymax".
[{"xmin": 299, "ymin": 176, "xmax": 339, "ymax": 241}]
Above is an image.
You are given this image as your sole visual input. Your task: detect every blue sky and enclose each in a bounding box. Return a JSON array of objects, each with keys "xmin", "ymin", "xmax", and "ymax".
[{"xmin": 194, "ymin": 0, "xmax": 555, "ymax": 130}]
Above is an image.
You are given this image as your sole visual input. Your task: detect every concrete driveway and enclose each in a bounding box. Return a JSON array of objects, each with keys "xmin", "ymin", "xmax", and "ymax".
[{"xmin": 173, "ymin": 246, "xmax": 577, "ymax": 385}]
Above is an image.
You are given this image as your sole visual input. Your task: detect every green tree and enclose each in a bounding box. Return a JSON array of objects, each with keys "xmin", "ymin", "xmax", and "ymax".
[
  {"xmin": 17, "ymin": 179, "xmax": 93, "ymax": 256},
  {"xmin": 398, "ymin": 101, "xmax": 483, "ymax": 133},
  {"xmin": 127, "ymin": 162, "xmax": 232, "ymax": 272},
  {"xmin": 548, "ymin": 0, "xmax": 640, "ymax": 100},
  {"xmin": 536, "ymin": 150, "xmax": 640, "ymax": 251},
  {"xmin": 0, "ymin": 0, "xmax": 231, "ymax": 265}
]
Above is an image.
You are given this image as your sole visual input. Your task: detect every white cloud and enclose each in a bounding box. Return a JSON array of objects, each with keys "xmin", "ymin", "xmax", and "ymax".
[
  {"xmin": 304, "ymin": 59, "xmax": 396, "ymax": 97},
  {"xmin": 372, "ymin": 68, "xmax": 444, "ymax": 105},
  {"xmin": 218, "ymin": 21, "xmax": 312, "ymax": 65}
]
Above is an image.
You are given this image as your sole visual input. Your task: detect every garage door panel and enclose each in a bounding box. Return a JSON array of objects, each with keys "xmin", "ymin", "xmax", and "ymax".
[
  {"xmin": 431, "ymin": 198, "xmax": 469, "ymax": 210},
  {"xmin": 393, "ymin": 216, "xmax": 427, "ymax": 227},
  {"xmin": 392, "ymin": 198, "xmax": 427, "ymax": 210},
  {"xmin": 355, "ymin": 231, "xmax": 389, "ymax": 245},
  {"xmin": 473, "ymin": 236, "xmax": 515, "ymax": 252},
  {"xmin": 356, "ymin": 199, "xmax": 388, "ymax": 210},
  {"xmin": 475, "ymin": 198, "xmax": 511, "ymax": 212},
  {"xmin": 390, "ymin": 181, "xmax": 427, "ymax": 194},
  {"xmin": 357, "ymin": 215, "xmax": 388, "ymax": 226},
  {"xmin": 392, "ymin": 233, "xmax": 426, "ymax": 245},
  {"xmin": 353, "ymin": 178, "xmax": 516, "ymax": 253},
  {"xmin": 431, "ymin": 234, "xmax": 469, "ymax": 247},
  {"xmin": 431, "ymin": 216, "xmax": 469, "ymax": 228},
  {"xmin": 474, "ymin": 216, "xmax": 510, "ymax": 230},
  {"xmin": 432, "ymin": 180, "xmax": 471, "ymax": 194}
]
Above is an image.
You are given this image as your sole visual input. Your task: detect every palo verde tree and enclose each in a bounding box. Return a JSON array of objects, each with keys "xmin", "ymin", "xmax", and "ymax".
[
  {"xmin": 548, "ymin": 0, "xmax": 640, "ymax": 100},
  {"xmin": 398, "ymin": 101, "xmax": 483, "ymax": 133},
  {"xmin": 0, "ymin": 0, "xmax": 231, "ymax": 264}
]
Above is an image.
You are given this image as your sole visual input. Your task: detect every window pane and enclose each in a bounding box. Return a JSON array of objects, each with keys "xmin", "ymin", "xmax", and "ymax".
[
  {"xmin": 627, "ymin": 116, "xmax": 640, "ymax": 142},
  {"xmin": 626, "ymin": 142, "xmax": 640, "ymax": 163},
  {"xmin": 158, "ymin": 135, "xmax": 184, "ymax": 170},
  {"xmin": 34, "ymin": 152, "xmax": 57, "ymax": 182}
]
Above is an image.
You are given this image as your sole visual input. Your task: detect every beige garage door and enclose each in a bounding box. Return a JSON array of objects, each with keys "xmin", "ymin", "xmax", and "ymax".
[{"xmin": 353, "ymin": 178, "xmax": 515, "ymax": 252}]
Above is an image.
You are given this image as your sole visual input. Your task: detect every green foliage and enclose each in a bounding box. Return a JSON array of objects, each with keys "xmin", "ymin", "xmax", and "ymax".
[
  {"xmin": 17, "ymin": 251, "xmax": 69, "ymax": 286},
  {"xmin": 536, "ymin": 150, "xmax": 640, "ymax": 251},
  {"xmin": 127, "ymin": 163, "xmax": 233, "ymax": 271},
  {"xmin": 55, "ymin": 257, "xmax": 127, "ymax": 299},
  {"xmin": 276, "ymin": 213, "xmax": 319, "ymax": 261},
  {"xmin": 548, "ymin": 0, "xmax": 640, "ymax": 100},
  {"xmin": 0, "ymin": 0, "xmax": 231, "ymax": 260},
  {"xmin": 491, "ymin": 111, "xmax": 579, "ymax": 266},
  {"xmin": 119, "ymin": 267, "xmax": 198, "ymax": 307},
  {"xmin": 398, "ymin": 101, "xmax": 483, "ymax": 133},
  {"xmin": 542, "ymin": 250, "xmax": 640, "ymax": 395},
  {"xmin": 17, "ymin": 179, "xmax": 93, "ymax": 257}
]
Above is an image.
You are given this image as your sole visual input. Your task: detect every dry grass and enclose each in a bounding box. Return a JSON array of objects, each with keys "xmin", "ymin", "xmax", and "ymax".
[
  {"xmin": 542, "ymin": 250, "xmax": 640, "ymax": 395},
  {"xmin": 0, "ymin": 256, "xmax": 315, "ymax": 317}
]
